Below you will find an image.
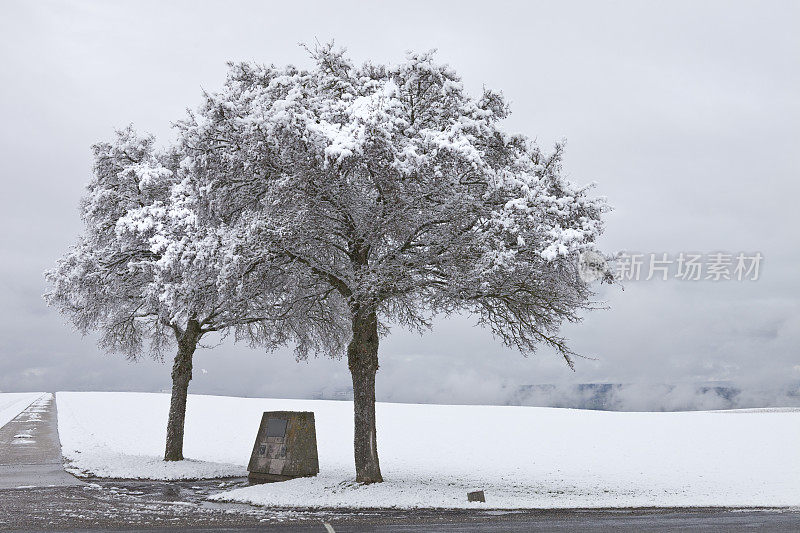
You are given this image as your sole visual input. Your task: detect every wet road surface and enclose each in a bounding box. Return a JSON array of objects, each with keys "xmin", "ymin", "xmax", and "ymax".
[
  {"xmin": 0, "ymin": 393, "xmax": 82, "ymax": 489},
  {"xmin": 1, "ymin": 480, "xmax": 798, "ymax": 532}
]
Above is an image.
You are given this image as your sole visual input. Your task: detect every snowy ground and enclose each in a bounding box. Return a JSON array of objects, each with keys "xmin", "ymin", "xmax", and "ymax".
[
  {"xmin": 0, "ymin": 392, "xmax": 44, "ymax": 428},
  {"xmin": 57, "ymin": 392, "xmax": 246, "ymax": 480},
  {"xmin": 56, "ymin": 392, "xmax": 800, "ymax": 509}
]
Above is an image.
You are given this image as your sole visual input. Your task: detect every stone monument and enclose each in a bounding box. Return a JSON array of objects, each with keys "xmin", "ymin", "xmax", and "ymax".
[
  {"xmin": 467, "ymin": 490, "xmax": 486, "ymax": 502},
  {"xmin": 247, "ymin": 411, "xmax": 320, "ymax": 483}
]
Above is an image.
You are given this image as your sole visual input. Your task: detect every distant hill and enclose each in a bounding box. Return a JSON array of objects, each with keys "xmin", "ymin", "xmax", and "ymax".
[
  {"xmin": 314, "ymin": 382, "xmax": 800, "ymax": 411},
  {"xmin": 509, "ymin": 382, "xmax": 800, "ymax": 411}
]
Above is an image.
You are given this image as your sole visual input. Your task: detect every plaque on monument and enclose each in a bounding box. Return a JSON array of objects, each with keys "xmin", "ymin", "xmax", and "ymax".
[{"xmin": 247, "ymin": 411, "xmax": 320, "ymax": 483}]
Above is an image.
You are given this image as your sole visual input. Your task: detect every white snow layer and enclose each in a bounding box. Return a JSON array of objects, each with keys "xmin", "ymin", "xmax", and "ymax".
[
  {"xmin": 0, "ymin": 392, "xmax": 45, "ymax": 429},
  {"xmin": 56, "ymin": 392, "xmax": 800, "ymax": 508}
]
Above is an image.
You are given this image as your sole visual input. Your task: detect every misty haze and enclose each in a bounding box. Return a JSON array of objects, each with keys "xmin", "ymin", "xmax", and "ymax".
[
  {"xmin": 2, "ymin": 1, "xmax": 797, "ymax": 412},
  {"xmin": 1, "ymin": 1, "xmax": 799, "ymax": 530}
]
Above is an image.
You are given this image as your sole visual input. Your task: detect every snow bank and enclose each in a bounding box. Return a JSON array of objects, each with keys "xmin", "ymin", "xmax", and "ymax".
[
  {"xmin": 0, "ymin": 392, "xmax": 44, "ymax": 428},
  {"xmin": 56, "ymin": 392, "xmax": 800, "ymax": 508}
]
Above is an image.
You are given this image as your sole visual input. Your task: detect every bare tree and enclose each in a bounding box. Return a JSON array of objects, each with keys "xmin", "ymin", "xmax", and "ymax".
[
  {"xmin": 44, "ymin": 127, "xmax": 282, "ymax": 461},
  {"xmin": 176, "ymin": 45, "xmax": 611, "ymax": 483}
]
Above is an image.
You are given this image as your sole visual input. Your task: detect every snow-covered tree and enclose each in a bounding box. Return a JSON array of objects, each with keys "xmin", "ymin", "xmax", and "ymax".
[
  {"xmin": 177, "ymin": 44, "xmax": 612, "ymax": 483},
  {"xmin": 44, "ymin": 127, "xmax": 280, "ymax": 461}
]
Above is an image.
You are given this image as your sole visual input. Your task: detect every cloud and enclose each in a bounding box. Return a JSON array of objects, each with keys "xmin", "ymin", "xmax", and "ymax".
[{"xmin": 1, "ymin": 0, "xmax": 798, "ymax": 409}]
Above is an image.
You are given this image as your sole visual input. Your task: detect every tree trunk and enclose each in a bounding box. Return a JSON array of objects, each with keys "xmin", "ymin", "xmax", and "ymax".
[
  {"xmin": 347, "ymin": 308, "xmax": 383, "ymax": 483},
  {"xmin": 164, "ymin": 319, "xmax": 201, "ymax": 461}
]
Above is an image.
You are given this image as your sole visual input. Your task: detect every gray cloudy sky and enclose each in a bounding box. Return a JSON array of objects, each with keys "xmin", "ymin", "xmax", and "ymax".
[{"xmin": 1, "ymin": 0, "xmax": 798, "ymax": 408}]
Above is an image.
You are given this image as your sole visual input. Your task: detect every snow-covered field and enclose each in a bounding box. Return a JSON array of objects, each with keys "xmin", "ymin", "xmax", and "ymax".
[
  {"xmin": 0, "ymin": 392, "xmax": 44, "ymax": 428},
  {"xmin": 56, "ymin": 392, "xmax": 800, "ymax": 509}
]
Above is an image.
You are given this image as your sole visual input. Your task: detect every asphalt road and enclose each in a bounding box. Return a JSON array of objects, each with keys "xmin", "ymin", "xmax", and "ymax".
[
  {"xmin": 0, "ymin": 393, "xmax": 83, "ymax": 489},
  {"xmin": 0, "ymin": 396, "xmax": 797, "ymax": 531},
  {"xmin": 0, "ymin": 484, "xmax": 800, "ymax": 533},
  {"xmin": 1, "ymin": 482, "xmax": 797, "ymax": 532}
]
